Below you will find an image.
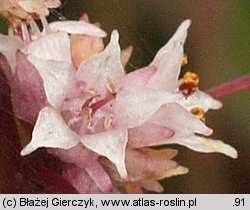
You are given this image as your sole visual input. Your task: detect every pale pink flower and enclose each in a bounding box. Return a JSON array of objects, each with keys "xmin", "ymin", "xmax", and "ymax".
[
  {"xmin": 0, "ymin": 7, "xmax": 238, "ymax": 193},
  {"xmin": 0, "ymin": 0, "xmax": 61, "ymax": 26}
]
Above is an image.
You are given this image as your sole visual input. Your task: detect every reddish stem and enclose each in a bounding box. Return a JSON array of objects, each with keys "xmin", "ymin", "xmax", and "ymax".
[{"xmin": 206, "ymin": 74, "xmax": 250, "ymax": 98}]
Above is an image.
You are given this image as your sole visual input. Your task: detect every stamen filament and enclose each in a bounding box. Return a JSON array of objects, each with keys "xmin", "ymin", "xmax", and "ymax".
[
  {"xmin": 40, "ymin": 16, "xmax": 51, "ymax": 34},
  {"xmin": 206, "ymin": 74, "xmax": 250, "ymax": 98},
  {"xmin": 29, "ymin": 19, "xmax": 41, "ymax": 39},
  {"xmin": 21, "ymin": 23, "xmax": 31, "ymax": 44}
]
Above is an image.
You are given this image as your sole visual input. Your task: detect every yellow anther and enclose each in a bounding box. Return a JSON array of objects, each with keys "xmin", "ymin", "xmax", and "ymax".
[
  {"xmin": 81, "ymin": 107, "xmax": 92, "ymax": 121},
  {"xmin": 82, "ymin": 88, "xmax": 99, "ymax": 99},
  {"xmin": 191, "ymin": 107, "xmax": 205, "ymax": 122},
  {"xmin": 181, "ymin": 54, "xmax": 188, "ymax": 66},
  {"xmin": 106, "ymin": 78, "xmax": 116, "ymax": 95},
  {"xmin": 179, "ymin": 71, "xmax": 199, "ymax": 97},
  {"xmin": 104, "ymin": 114, "xmax": 113, "ymax": 129},
  {"xmin": 183, "ymin": 71, "xmax": 199, "ymax": 86}
]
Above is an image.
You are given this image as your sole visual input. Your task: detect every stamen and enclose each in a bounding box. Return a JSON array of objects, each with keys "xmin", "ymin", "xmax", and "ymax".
[
  {"xmin": 104, "ymin": 114, "xmax": 113, "ymax": 129},
  {"xmin": 40, "ymin": 16, "xmax": 51, "ymax": 34},
  {"xmin": 183, "ymin": 71, "xmax": 199, "ymax": 85},
  {"xmin": 181, "ymin": 54, "xmax": 188, "ymax": 66},
  {"xmin": 81, "ymin": 107, "xmax": 92, "ymax": 121},
  {"xmin": 206, "ymin": 74, "xmax": 250, "ymax": 98},
  {"xmin": 21, "ymin": 22, "xmax": 31, "ymax": 44},
  {"xmin": 29, "ymin": 19, "xmax": 41, "ymax": 40},
  {"xmin": 179, "ymin": 71, "xmax": 199, "ymax": 97},
  {"xmin": 191, "ymin": 107, "xmax": 205, "ymax": 122},
  {"xmin": 106, "ymin": 78, "xmax": 116, "ymax": 95},
  {"xmin": 8, "ymin": 26, "xmax": 14, "ymax": 37},
  {"xmin": 82, "ymin": 88, "xmax": 100, "ymax": 99}
]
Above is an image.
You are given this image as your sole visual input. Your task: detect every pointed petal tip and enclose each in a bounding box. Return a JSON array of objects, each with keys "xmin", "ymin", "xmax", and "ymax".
[
  {"xmin": 120, "ymin": 171, "xmax": 128, "ymax": 180},
  {"xmin": 204, "ymin": 128, "xmax": 213, "ymax": 136},
  {"xmin": 20, "ymin": 144, "xmax": 35, "ymax": 156},
  {"xmin": 229, "ymin": 147, "xmax": 238, "ymax": 159},
  {"xmin": 216, "ymin": 100, "xmax": 223, "ymax": 109},
  {"xmin": 181, "ymin": 19, "xmax": 192, "ymax": 29},
  {"xmin": 111, "ymin": 30, "xmax": 119, "ymax": 42}
]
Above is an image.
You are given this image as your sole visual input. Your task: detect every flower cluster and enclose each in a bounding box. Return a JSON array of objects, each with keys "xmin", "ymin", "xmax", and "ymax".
[{"xmin": 0, "ymin": 0, "xmax": 237, "ymax": 193}]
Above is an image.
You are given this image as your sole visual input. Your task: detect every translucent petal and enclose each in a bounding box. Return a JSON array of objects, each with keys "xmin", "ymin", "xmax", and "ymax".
[
  {"xmin": 17, "ymin": 0, "xmax": 56, "ymax": 16},
  {"xmin": 70, "ymin": 33, "xmax": 104, "ymax": 68},
  {"xmin": 141, "ymin": 180, "xmax": 163, "ymax": 193},
  {"xmin": 64, "ymin": 165, "xmax": 102, "ymax": 193},
  {"xmin": 120, "ymin": 65, "xmax": 156, "ymax": 89},
  {"xmin": 101, "ymin": 148, "xmax": 177, "ymax": 182},
  {"xmin": 49, "ymin": 145, "xmax": 113, "ymax": 193},
  {"xmin": 27, "ymin": 55, "xmax": 74, "ymax": 108},
  {"xmin": 148, "ymin": 20, "xmax": 191, "ymax": 91},
  {"xmin": 11, "ymin": 51, "xmax": 48, "ymax": 123},
  {"xmin": 49, "ymin": 21, "xmax": 107, "ymax": 37},
  {"xmin": 121, "ymin": 46, "xmax": 133, "ymax": 67},
  {"xmin": 129, "ymin": 122, "xmax": 174, "ymax": 148},
  {"xmin": 21, "ymin": 107, "xmax": 79, "ymax": 156},
  {"xmin": 114, "ymin": 86, "xmax": 181, "ymax": 128},
  {"xmin": 151, "ymin": 103, "xmax": 213, "ymax": 137},
  {"xmin": 169, "ymin": 136, "xmax": 238, "ymax": 159},
  {"xmin": 159, "ymin": 166, "xmax": 189, "ymax": 179},
  {"xmin": 80, "ymin": 129, "xmax": 128, "ymax": 178},
  {"xmin": 22, "ymin": 32, "xmax": 71, "ymax": 63},
  {"xmin": 44, "ymin": 0, "xmax": 61, "ymax": 8},
  {"xmin": 179, "ymin": 90, "xmax": 222, "ymax": 112},
  {"xmin": 77, "ymin": 30, "xmax": 124, "ymax": 94},
  {"xmin": 0, "ymin": 34, "xmax": 23, "ymax": 72}
]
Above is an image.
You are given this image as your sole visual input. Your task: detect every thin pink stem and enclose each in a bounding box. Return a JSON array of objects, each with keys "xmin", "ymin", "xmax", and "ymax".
[{"xmin": 206, "ymin": 74, "xmax": 250, "ymax": 98}]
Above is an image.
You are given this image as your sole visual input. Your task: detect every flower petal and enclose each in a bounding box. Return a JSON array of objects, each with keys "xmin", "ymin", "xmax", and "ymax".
[
  {"xmin": 114, "ymin": 86, "xmax": 181, "ymax": 128},
  {"xmin": 0, "ymin": 59, "xmax": 23, "ymax": 193},
  {"xmin": 80, "ymin": 129, "xmax": 128, "ymax": 178},
  {"xmin": 64, "ymin": 164, "xmax": 102, "ymax": 193},
  {"xmin": 179, "ymin": 90, "xmax": 222, "ymax": 112},
  {"xmin": 77, "ymin": 30, "xmax": 124, "ymax": 94},
  {"xmin": 50, "ymin": 145, "xmax": 113, "ymax": 193},
  {"xmin": 120, "ymin": 65, "xmax": 156, "ymax": 89},
  {"xmin": 11, "ymin": 51, "xmax": 48, "ymax": 123},
  {"xmin": 70, "ymin": 33, "xmax": 104, "ymax": 68},
  {"xmin": 151, "ymin": 103, "xmax": 213, "ymax": 137},
  {"xmin": 148, "ymin": 20, "xmax": 191, "ymax": 91},
  {"xmin": 22, "ymin": 32, "xmax": 71, "ymax": 63},
  {"xmin": 18, "ymin": 0, "xmax": 50, "ymax": 16},
  {"xmin": 101, "ymin": 148, "xmax": 177, "ymax": 183},
  {"xmin": 129, "ymin": 122, "xmax": 174, "ymax": 148},
  {"xmin": 0, "ymin": 34, "xmax": 24, "ymax": 72},
  {"xmin": 141, "ymin": 180, "xmax": 163, "ymax": 193},
  {"xmin": 49, "ymin": 21, "xmax": 107, "ymax": 37},
  {"xmin": 44, "ymin": 0, "xmax": 61, "ymax": 8},
  {"xmin": 0, "ymin": 53, "xmax": 12, "ymax": 83},
  {"xmin": 128, "ymin": 103, "xmax": 212, "ymax": 148},
  {"xmin": 159, "ymin": 166, "xmax": 189, "ymax": 179},
  {"xmin": 27, "ymin": 55, "xmax": 74, "ymax": 108},
  {"xmin": 21, "ymin": 107, "xmax": 79, "ymax": 156},
  {"xmin": 169, "ymin": 136, "xmax": 238, "ymax": 159},
  {"xmin": 121, "ymin": 46, "xmax": 133, "ymax": 67}
]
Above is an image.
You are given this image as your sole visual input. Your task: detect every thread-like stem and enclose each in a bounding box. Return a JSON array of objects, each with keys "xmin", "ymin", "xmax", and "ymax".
[{"xmin": 206, "ymin": 74, "xmax": 250, "ymax": 98}]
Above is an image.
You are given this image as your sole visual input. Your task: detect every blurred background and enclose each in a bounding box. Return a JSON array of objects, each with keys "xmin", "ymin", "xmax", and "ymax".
[{"xmin": 0, "ymin": 0, "xmax": 249, "ymax": 193}]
